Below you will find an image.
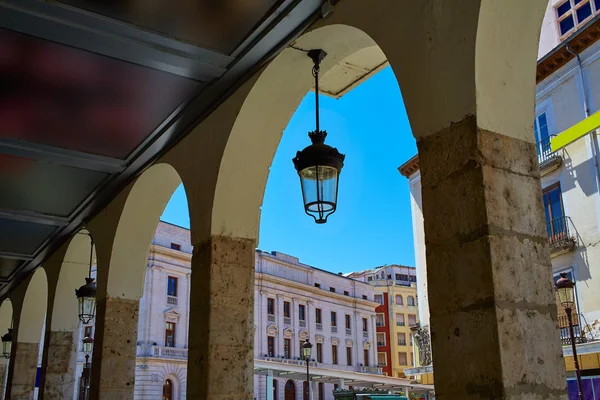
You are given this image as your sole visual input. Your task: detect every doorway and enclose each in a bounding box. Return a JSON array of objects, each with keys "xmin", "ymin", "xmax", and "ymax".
[{"xmin": 284, "ymin": 380, "xmax": 296, "ymax": 400}]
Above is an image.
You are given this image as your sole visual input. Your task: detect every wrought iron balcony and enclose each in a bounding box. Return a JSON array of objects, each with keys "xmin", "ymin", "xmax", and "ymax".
[
  {"xmin": 558, "ymin": 314, "xmax": 588, "ymax": 345},
  {"xmin": 537, "ymin": 135, "xmax": 562, "ymax": 175},
  {"xmin": 167, "ymin": 295, "xmax": 178, "ymax": 305},
  {"xmin": 547, "ymin": 216, "xmax": 576, "ymax": 255}
]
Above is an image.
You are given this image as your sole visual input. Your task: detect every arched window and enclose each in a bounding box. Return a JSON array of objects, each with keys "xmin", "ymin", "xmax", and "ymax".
[
  {"xmin": 163, "ymin": 379, "xmax": 173, "ymax": 400},
  {"xmin": 395, "ymin": 295, "xmax": 403, "ymax": 305}
]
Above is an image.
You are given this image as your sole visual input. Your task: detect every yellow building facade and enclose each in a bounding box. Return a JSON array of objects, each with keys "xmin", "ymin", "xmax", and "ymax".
[{"xmin": 349, "ymin": 265, "xmax": 419, "ymax": 378}]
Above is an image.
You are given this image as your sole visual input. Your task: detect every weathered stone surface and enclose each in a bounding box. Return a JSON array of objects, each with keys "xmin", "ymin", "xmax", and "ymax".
[
  {"xmin": 0, "ymin": 363, "xmax": 7, "ymax": 400},
  {"xmin": 43, "ymin": 330, "xmax": 77, "ymax": 399},
  {"xmin": 418, "ymin": 116, "xmax": 567, "ymax": 399},
  {"xmin": 187, "ymin": 235, "xmax": 255, "ymax": 399},
  {"xmin": 89, "ymin": 297, "xmax": 139, "ymax": 400},
  {"xmin": 9, "ymin": 341, "xmax": 40, "ymax": 400}
]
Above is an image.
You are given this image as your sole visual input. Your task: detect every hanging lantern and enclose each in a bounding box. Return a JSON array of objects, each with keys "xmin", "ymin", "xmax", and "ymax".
[
  {"xmin": 75, "ymin": 233, "xmax": 97, "ymax": 324},
  {"xmin": 1, "ymin": 328, "xmax": 12, "ymax": 359},
  {"xmin": 293, "ymin": 49, "xmax": 345, "ymax": 224},
  {"xmin": 76, "ymin": 277, "xmax": 97, "ymax": 324},
  {"xmin": 82, "ymin": 335, "xmax": 94, "ymax": 355},
  {"xmin": 555, "ymin": 272, "xmax": 575, "ymax": 309}
]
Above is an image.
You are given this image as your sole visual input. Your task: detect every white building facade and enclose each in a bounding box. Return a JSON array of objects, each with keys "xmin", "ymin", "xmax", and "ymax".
[
  {"xmin": 254, "ymin": 250, "xmax": 380, "ymax": 400},
  {"xmin": 399, "ymin": 5, "xmax": 600, "ymax": 394},
  {"xmin": 75, "ymin": 221, "xmax": 381, "ymax": 400}
]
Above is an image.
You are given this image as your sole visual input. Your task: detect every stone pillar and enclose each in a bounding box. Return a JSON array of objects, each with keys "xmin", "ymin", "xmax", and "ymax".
[
  {"xmin": 277, "ymin": 294, "xmax": 285, "ymax": 358},
  {"xmin": 186, "ymin": 235, "xmax": 255, "ymax": 399},
  {"xmin": 8, "ymin": 341, "xmax": 39, "ymax": 399},
  {"xmin": 89, "ymin": 296, "xmax": 139, "ymax": 400},
  {"xmin": 0, "ymin": 360, "xmax": 7, "ymax": 400},
  {"xmin": 418, "ymin": 117, "xmax": 566, "ymax": 399},
  {"xmin": 43, "ymin": 330, "xmax": 78, "ymax": 399}
]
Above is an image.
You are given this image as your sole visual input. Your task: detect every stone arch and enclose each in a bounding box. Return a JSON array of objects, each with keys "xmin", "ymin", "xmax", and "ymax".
[
  {"xmin": 210, "ymin": 0, "xmax": 548, "ymax": 241},
  {"xmin": 104, "ymin": 163, "xmax": 184, "ymax": 300},
  {"xmin": 87, "ymin": 162, "xmax": 186, "ymax": 399},
  {"xmin": 7, "ymin": 268, "xmax": 47, "ymax": 399},
  {"xmin": 0, "ymin": 299, "xmax": 13, "ymax": 396},
  {"xmin": 15, "ymin": 268, "xmax": 47, "ymax": 344},
  {"xmin": 160, "ymin": 369, "xmax": 184, "ymax": 400},
  {"xmin": 40, "ymin": 230, "xmax": 96, "ymax": 398},
  {"xmin": 0, "ymin": 299, "xmax": 13, "ymax": 342}
]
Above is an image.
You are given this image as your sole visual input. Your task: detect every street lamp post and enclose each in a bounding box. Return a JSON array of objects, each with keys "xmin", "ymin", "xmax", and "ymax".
[
  {"xmin": 302, "ymin": 339, "xmax": 313, "ymax": 400},
  {"xmin": 555, "ymin": 273, "xmax": 584, "ymax": 400},
  {"xmin": 82, "ymin": 336, "xmax": 94, "ymax": 400}
]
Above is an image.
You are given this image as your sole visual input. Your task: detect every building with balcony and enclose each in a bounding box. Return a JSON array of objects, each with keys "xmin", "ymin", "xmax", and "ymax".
[
  {"xmin": 0, "ymin": 1, "xmax": 583, "ymax": 399},
  {"xmin": 348, "ymin": 266, "xmax": 418, "ymax": 379},
  {"xmin": 72, "ymin": 222, "xmax": 431, "ymax": 399},
  {"xmin": 398, "ymin": 6, "xmax": 600, "ymax": 395}
]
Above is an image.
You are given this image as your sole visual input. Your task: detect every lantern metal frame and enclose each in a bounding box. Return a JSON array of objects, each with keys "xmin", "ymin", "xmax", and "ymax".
[
  {"xmin": 1, "ymin": 326, "xmax": 12, "ymax": 359},
  {"xmin": 82, "ymin": 335, "xmax": 94, "ymax": 355},
  {"xmin": 75, "ymin": 232, "xmax": 97, "ymax": 324},
  {"xmin": 555, "ymin": 273, "xmax": 584, "ymax": 400},
  {"xmin": 292, "ymin": 49, "xmax": 345, "ymax": 224}
]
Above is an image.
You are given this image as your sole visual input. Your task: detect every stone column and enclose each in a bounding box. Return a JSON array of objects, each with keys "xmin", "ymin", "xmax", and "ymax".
[
  {"xmin": 0, "ymin": 360, "xmax": 7, "ymax": 400},
  {"xmin": 292, "ymin": 298, "xmax": 299, "ymax": 359},
  {"xmin": 8, "ymin": 341, "xmax": 39, "ymax": 399},
  {"xmin": 186, "ymin": 235, "xmax": 254, "ymax": 399},
  {"xmin": 88, "ymin": 296, "xmax": 139, "ymax": 399},
  {"xmin": 43, "ymin": 330, "xmax": 78, "ymax": 399},
  {"xmin": 418, "ymin": 117, "xmax": 566, "ymax": 399},
  {"xmin": 277, "ymin": 294, "xmax": 285, "ymax": 358}
]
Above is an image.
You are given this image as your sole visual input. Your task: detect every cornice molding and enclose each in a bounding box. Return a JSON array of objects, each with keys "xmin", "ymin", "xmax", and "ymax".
[
  {"xmin": 537, "ymin": 16, "xmax": 600, "ymax": 83},
  {"xmin": 398, "ymin": 155, "xmax": 420, "ymax": 178},
  {"xmin": 256, "ymin": 272, "xmax": 379, "ymax": 310}
]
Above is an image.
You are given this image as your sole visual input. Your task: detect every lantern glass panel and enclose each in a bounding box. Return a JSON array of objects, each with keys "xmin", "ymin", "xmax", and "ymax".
[
  {"xmin": 557, "ymin": 285, "xmax": 575, "ymax": 308},
  {"xmin": 2, "ymin": 339, "xmax": 10, "ymax": 358},
  {"xmin": 83, "ymin": 338, "xmax": 94, "ymax": 354},
  {"xmin": 302, "ymin": 342, "xmax": 312, "ymax": 358},
  {"xmin": 300, "ymin": 166, "xmax": 338, "ymax": 219},
  {"xmin": 79, "ymin": 296, "xmax": 97, "ymax": 324}
]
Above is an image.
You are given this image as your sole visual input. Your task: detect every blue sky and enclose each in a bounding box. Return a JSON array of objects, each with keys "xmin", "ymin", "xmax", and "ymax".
[{"xmin": 160, "ymin": 66, "xmax": 417, "ymax": 274}]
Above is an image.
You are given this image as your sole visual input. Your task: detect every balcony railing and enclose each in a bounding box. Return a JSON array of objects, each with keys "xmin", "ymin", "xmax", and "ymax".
[
  {"xmin": 263, "ymin": 356, "xmax": 317, "ymax": 367},
  {"xmin": 284, "ymin": 317, "xmax": 291, "ymax": 325},
  {"xmin": 376, "ymin": 322, "xmax": 384, "ymax": 327},
  {"xmin": 151, "ymin": 345, "xmax": 188, "ymax": 359},
  {"xmin": 558, "ymin": 314, "xmax": 587, "ymax": 345},
  {"xmin": 316, "ymin": 323, "xmax": 322, "ymax": 331},
  {"xmin": 331, "ymin": 326, "xmax": 338, "ymax": 333},
  {"xmin": 547, "ymin": 216, "xmax": 576, "ymax": 254},
  {"xmin": 377, "ymin": 341, "xmax": 386, "ymax": 346},
  {"xmin": 396, "ymin": 322, "xmax": 405, "ymax": 327},
  {"xmin": 167, "ymin": 295, "xmax": 178, "ymax": 305},
  {"xmin": 299, "ymin": 320, "xmax": 306, "ymax": 327},
  {"xmin": 346, "ymin": 328, "xmax": 352, "ymax": 336},
  {"xmin": 359, "ymin": 366, "xmax": 383, "ymax": 374},
  {"xmin": 267, "ymin": 314, "xmax": 275, "ymax": 322},
  {"xmin": 398, "ymin": 341, "xmax": 406, "ymax": 346},
  {"xmin": 537, "ymin": 135, "xmax": 562, "ymax": 173},
  {"xmin": 363, "ymin": 331, "xmax": 368, "ymax": 338}
]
